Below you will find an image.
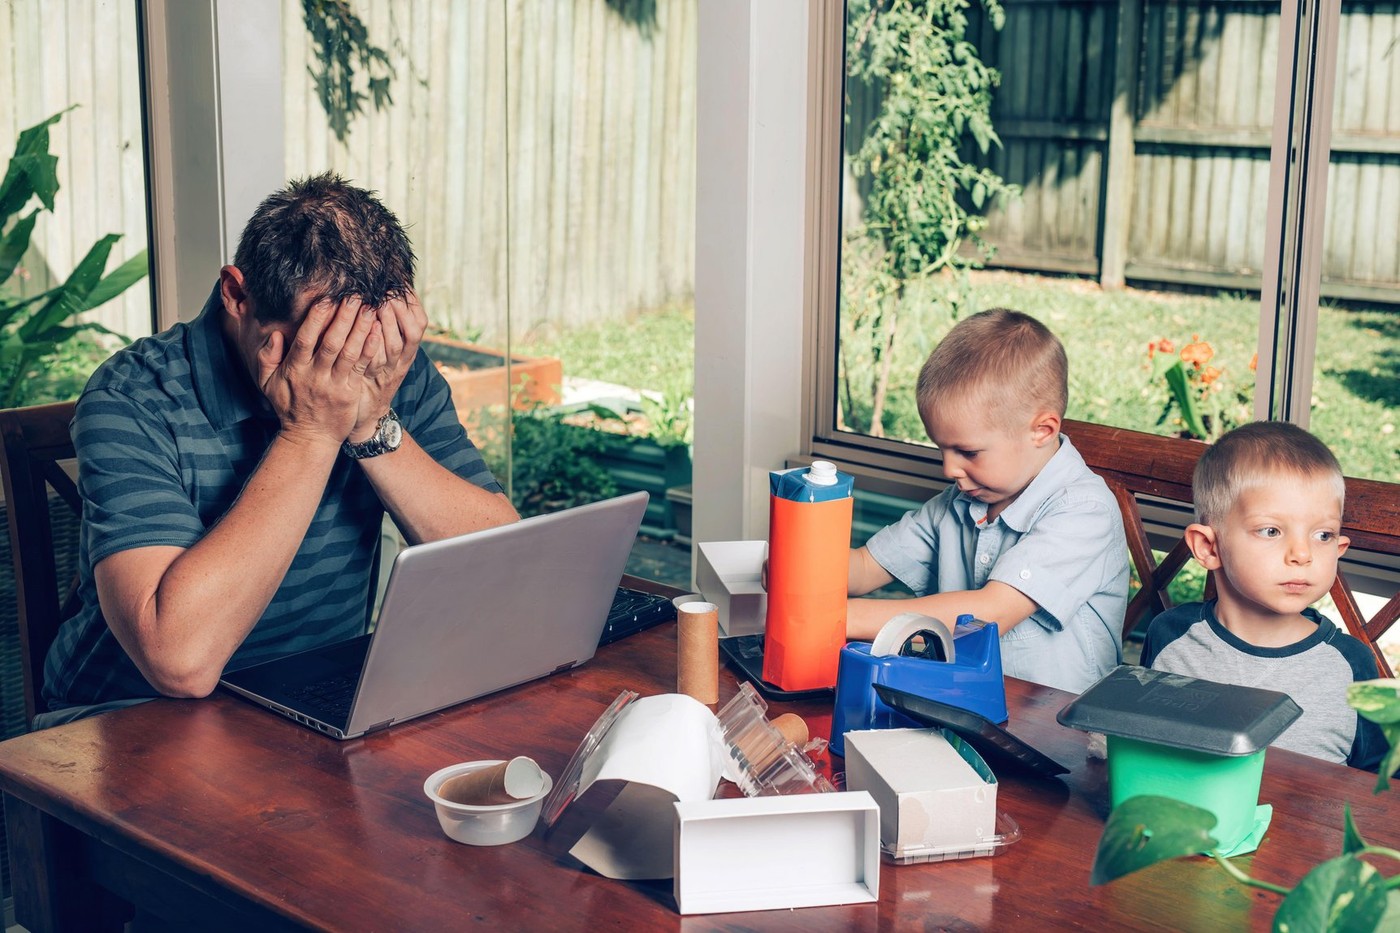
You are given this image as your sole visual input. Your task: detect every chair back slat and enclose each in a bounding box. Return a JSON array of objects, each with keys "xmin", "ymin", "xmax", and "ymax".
[{"xmin": 0, "ymin": 401, "xmax": 79, "ymax": 725}]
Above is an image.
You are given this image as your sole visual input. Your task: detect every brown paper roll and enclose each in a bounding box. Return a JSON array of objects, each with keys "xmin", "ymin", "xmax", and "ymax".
[
  {"xmin": 437, "ymin": 757, "xmax": 545, "ymax": 806},
  {"xmin": 771, "ymin": 713, "xmax": 809, "ymax": 748},
  {"xmin": 677, "ymin": 600, "xmax": 719, "ymax": 705}
]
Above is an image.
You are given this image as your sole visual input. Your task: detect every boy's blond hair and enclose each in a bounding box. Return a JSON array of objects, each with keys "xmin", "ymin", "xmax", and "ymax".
[
  {"xmin": 916, "ymin": 308, "xmax": 1068, "ymax": 429},
  {"xmin": 1192, "ymin": 421, "xmax": 1345, "ymax": 525}
]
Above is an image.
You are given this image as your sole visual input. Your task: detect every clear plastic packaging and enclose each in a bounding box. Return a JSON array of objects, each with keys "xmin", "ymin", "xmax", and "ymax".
[
  {"xmin": 539, "ymin": 689, "xmax": 639, "ymax": 826},
  {"xmin": 880, "ymin": 811, "xmax": 1022, "ymax": 865},
  {"xmin": 716, "ymin": 682, "xmax": 834, "ymax": 796}
]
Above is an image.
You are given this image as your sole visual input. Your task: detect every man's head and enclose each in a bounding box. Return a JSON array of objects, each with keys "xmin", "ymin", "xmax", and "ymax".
[
  {"xmin": 915, "ymin": 309, "xmax": 1068, "ymax": 519},
  {"xmin": 1186, "ymin": 421, "xmax": 1349, "ymax": 622},
  {"xmin": 230, "ymin": 172, "xmax": 415, "ymax": 323}
]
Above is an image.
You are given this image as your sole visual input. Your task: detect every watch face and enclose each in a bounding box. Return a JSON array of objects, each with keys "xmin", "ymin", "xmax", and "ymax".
[{"xmin": 382, "ymin": 415, "xmax": 403, "ymax": 448}]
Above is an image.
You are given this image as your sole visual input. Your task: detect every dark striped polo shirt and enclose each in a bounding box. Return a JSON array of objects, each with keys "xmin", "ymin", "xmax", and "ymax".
[{"xmin": 42, "ymin": 285, "xmax": 502, "ymax": 710}]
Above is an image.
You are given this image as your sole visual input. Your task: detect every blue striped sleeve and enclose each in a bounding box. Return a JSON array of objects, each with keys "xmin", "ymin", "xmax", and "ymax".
[
  {"xmin": 398, "ymin": 348, "xmax": 504, "ymax": 493},
  {"xmin": 74, "ymin": 388, "xmax": 206, "ymax": 566}
]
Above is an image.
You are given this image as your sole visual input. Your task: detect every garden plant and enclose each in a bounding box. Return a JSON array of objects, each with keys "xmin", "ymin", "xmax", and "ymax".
[
  {"xmin": 840, "ymin": 0, "xmax": 1017, "ymax": 437},
  {"xmin": 1, "ymin": 108, "xmax": 147, "ymax": 408}
]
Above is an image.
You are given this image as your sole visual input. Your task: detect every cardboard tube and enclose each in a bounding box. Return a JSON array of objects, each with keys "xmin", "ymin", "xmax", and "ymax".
[
  {"xmin": 677, "ymin": 600, "xmax": 719, "ymax": 705},
  {"xmin": 771, "ymin": 713, "xmax": 809, "ymax": 748},
  {"xmin": 437, "ymin": 757, "xmax": 545, "ymax": 806}
]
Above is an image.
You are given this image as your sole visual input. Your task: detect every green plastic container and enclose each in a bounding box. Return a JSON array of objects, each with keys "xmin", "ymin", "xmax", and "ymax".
[
  {"xmin": 1105, "ymin": 735, "xmax": 1266, "ymax": 851},
  {"xmin": 1059, "ymin": 666, "xmax": 1302, "ymax": 853}
]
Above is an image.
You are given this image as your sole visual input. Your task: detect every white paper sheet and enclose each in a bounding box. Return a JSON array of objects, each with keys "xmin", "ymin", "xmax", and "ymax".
[{"xmin": 568, "ymin": 693, "xmax": 726, "ymax": 879}]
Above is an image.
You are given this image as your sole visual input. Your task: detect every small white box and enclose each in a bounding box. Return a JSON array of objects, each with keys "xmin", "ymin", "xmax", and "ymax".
[
  {"xmin": 695, "ymin": 540, "xmax": 768, "ymax": 636},
  {"xmin": 843, "ymin": 728, "xmax": 997, "ymax": 860},
  {"xmin": 672, "ymin": 791, "xmax": 880, "ymax": 915}
]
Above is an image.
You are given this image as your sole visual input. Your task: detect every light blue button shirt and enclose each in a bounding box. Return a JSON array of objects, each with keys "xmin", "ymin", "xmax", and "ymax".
[{"xmin": 864, "ymin": 435, "xmax": 1128, "ymax": 693}]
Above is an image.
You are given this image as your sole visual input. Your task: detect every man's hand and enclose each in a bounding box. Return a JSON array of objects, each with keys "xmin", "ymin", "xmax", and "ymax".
[
  {"xmin": 257, "ymin": 297, "xmax": 383, "ymax": 447},
  {"xmin": 351, "ymin": 289, "xmax": 428, "ymax": 443}
]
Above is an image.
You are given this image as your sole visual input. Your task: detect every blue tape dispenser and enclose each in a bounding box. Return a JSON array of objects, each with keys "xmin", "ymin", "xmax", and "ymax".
[{"xmin": 830, "ymin": 612, "xmax": 1008, "ymax": 757}]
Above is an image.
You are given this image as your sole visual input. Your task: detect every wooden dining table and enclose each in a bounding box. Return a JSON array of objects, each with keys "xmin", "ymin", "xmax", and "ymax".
[{"xmin": 0, "ymin": 590, "xmax": 1395, "ymax": 931}]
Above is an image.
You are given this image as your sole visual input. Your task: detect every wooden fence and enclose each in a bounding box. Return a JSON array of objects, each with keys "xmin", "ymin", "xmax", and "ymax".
[
  {"xmin": 282, "ymin": 0, "xmax": 698, "ymax": 342},
  {"xmin": 1, "ymin": 0, "xmax": 698, "ymax": 344},
  {"xmin": 850, "ymin": 0, "xmax": 1400, "ymax": 304},
  {"xmin": 0, "ymin": 0, "xmax": 152, "ymax": 341}
]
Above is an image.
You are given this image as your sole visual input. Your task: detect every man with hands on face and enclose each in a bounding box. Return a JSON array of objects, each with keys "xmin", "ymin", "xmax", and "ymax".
[{"xmin": 37, "ymin": 173, "xmax": 519, "ymax": 728}]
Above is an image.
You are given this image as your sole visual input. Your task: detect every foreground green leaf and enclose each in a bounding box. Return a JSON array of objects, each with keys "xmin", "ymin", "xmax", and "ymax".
[
  {"xmin": 1091, "ymin": 795, "xmax": 1219, "ymax": 885},
  {"xmin": 1341, "ymin": 805, "xmax": 1367, "ymax": 856},
  {"xmin": 1350, "ymin": 680, "xmax": 1400, "ymax": 793},
  {"xmin": 1273, "ymin": 856, "xmax": 1386, "ymax": 933}
]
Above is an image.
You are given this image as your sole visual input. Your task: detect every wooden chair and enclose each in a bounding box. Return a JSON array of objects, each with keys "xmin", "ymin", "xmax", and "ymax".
[
  {"xmin": 0, "ymin": 400, "xmax": 80, "ymax": 726},
  {"xmin": 1072, "ymin": 420, "xmax": 1398, "ymax": 677}
]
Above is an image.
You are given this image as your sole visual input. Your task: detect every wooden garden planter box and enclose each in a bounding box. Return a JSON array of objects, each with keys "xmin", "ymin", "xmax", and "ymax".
[{"xmin": 423, "ymin": 335, "xmax": 562, "ymax": 432}]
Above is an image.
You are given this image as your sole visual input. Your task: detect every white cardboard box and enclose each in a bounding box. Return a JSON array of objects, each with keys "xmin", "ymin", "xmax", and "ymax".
[
  {"xmin": 843, "ymin": 728, "xmax": 997, "ymax": 859},
  {"xmin": 695, "ymin": 540, "xmax": 768, "ymax": 636},
  {"xmin": 672, "ymin": 791, "xmax": 880, "ymax": 915}
]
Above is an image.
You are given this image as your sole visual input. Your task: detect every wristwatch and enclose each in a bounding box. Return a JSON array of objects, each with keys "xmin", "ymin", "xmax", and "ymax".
[{"xmin": 342, "ymin": 409, "xmax": 404, "ymax": 460}]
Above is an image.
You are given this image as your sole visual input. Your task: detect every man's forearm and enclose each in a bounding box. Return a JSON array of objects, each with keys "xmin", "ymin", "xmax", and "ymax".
[
  {"xmin": 97, "ymin": 433, "xmax": 342, "ymax": 697},
  {"xmin": 356, "ymin": 432, "xmax": 518, "ymax": 544}
]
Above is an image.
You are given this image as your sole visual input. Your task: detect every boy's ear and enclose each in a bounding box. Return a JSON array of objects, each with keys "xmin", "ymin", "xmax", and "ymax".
[
  {"xmin": 1184, "ymin": 523, "xmax": 1222, "ymax": 570},
  {"xmin": 1029, "ymin": 409, "xmax": 1061, "ymax": 446}
]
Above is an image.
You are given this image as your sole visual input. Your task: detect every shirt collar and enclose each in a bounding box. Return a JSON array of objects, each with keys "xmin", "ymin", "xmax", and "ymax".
[{"xmin": 187, "ymin": 282, "xmax": 268, "ymax": 431}]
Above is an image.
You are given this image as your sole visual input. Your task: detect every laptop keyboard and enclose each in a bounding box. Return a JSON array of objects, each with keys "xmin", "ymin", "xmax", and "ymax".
[
  {"xmin": 284, "ymin": 671, "xmax": 359, "ymax": 717},
  {"xmin": 597, "ymin": 586, "xmax": 677, "ymax": 646}
]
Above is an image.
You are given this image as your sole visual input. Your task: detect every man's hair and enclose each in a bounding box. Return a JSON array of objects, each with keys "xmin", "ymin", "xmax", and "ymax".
[
  {"xmin": 233, "ymin": 172, "xmax": 415, "ymax": 322},
  {"xmin": 915, "ymin": 308, "xmax": 1068, "ymax": 428},
  {"xmin": 1192, "ymin": 421, "xmax": 1345, "ymax": 525}
]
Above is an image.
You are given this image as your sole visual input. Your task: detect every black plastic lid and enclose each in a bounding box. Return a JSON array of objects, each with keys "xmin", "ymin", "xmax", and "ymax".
[
  {"xmin": 1056, "ymin": 666, "xmax": 1302, "ymax": 756},
  {"xmin": 874, "ymin": 684, "xmax": 1069, "ymax": 779}
]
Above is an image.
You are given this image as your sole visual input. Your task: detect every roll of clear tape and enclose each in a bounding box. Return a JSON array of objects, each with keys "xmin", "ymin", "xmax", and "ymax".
[{"xmin": 869, "ymin": 611, "xmax": 956, "ymax": 661}]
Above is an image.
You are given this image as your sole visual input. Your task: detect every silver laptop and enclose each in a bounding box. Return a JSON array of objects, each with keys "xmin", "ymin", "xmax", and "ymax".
[{"xmin": 220, "ymin": 492, "xmax": 648, "ymax": 739}]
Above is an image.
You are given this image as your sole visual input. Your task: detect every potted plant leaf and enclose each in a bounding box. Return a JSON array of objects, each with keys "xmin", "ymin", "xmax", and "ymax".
[
  {"xmin": 568, "ymin": 382, "xmax": 693, "ymax": 539},
  {"xmin": 1091, "ymin": 679, "xmax": 1400, "ymax": 930},
  {"xmin": 1, "ymin": 108, "xmax": 148, "ymax": 407}
]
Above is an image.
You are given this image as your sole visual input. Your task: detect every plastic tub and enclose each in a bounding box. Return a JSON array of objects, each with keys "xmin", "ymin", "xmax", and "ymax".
[
  {"xmin": 1106, "ymin": 736, "xmax": 1265, "ymax": 851},
  {"xmin": 424, "ymin": 760, "xmax": 554, "ymax": 846}
]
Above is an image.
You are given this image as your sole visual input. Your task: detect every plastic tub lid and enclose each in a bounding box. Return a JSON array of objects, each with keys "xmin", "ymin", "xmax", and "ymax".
[{"xmin": 1056, "ymin": 666, "xmax": 1302, "ymax": 756}]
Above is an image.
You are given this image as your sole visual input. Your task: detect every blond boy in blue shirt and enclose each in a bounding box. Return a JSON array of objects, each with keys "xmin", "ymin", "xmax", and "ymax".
[{"xmin": 847, "ymin": 309, "xmax": 1129, "ymax": 693}]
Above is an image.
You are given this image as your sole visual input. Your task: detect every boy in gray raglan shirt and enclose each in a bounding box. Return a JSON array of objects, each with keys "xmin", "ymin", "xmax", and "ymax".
[{"xmin": 1140, "ymin": 422, "xmax": 1384, "ymax": 770}]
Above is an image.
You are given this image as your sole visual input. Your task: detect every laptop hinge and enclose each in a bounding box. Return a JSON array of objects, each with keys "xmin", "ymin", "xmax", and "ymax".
[{"xmin": 362, "ymin": 719, "xmax": 394, "ymax": 735}]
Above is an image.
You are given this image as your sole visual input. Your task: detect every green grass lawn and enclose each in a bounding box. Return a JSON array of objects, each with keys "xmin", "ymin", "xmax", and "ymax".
[
  {"xmin": 503, "ymin": 272, "xmax": 1398, "ymax": 480},
  {"xmin": 515, "ymin": 302, "xmax": 695, "ymax": 400},
  {"xmin": 843, "ymin": 270, "xmax": 1399, "ymax": 481}
]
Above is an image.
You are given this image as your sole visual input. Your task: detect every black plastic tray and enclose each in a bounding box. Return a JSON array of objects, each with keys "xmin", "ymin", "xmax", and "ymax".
[
  {"xmin": 719, "ymin": 634, "xmax": 835, "ymax": 702},
  {"xmin": 1055, "ymin": 665, "xmax": 1301, "ymax": 756},
  {"xmin": 874, "ymin": 684, "xmax": 1069, "ymax": 779}
]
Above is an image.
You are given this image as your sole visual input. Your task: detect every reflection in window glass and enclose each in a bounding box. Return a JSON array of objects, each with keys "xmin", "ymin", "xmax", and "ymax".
[
  {"xmin": 1, "ymin": 0, "xmax": 152, "ymax": 406},
  {"xmin": 1315, "ymin": 8, "xmax": 1400, "ymax": 483},
  {"xmin": 283, "ymin": 1, "xmax": 696, "ymax": 585},
  {"xmin": 838, "ymin": 0, "xmax": 1294, "ymax": 447}
]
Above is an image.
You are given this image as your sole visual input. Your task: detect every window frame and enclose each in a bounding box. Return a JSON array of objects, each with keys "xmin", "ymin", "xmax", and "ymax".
[{"xmin": 804, "ymin": 0, "xmax": 1344, "ymax": 478}]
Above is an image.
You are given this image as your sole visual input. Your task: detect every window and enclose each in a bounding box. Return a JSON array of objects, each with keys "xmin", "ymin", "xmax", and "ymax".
[
  {"xmin": 818, "ymin": 0, "xmax": 1397, "ymax": 485},
  {"xmin": 1, "ymin": 0, "xmax": 153, "ymax": 407},
  {"xmin": 282, "ymin": 0, "xmax": 697, "ymax": 586}
]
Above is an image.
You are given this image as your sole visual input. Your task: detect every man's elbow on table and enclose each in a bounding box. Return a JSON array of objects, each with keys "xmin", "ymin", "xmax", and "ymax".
[{"xmin": 128, "ymin": 648, "xmax": 226, "ymax": 699}]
